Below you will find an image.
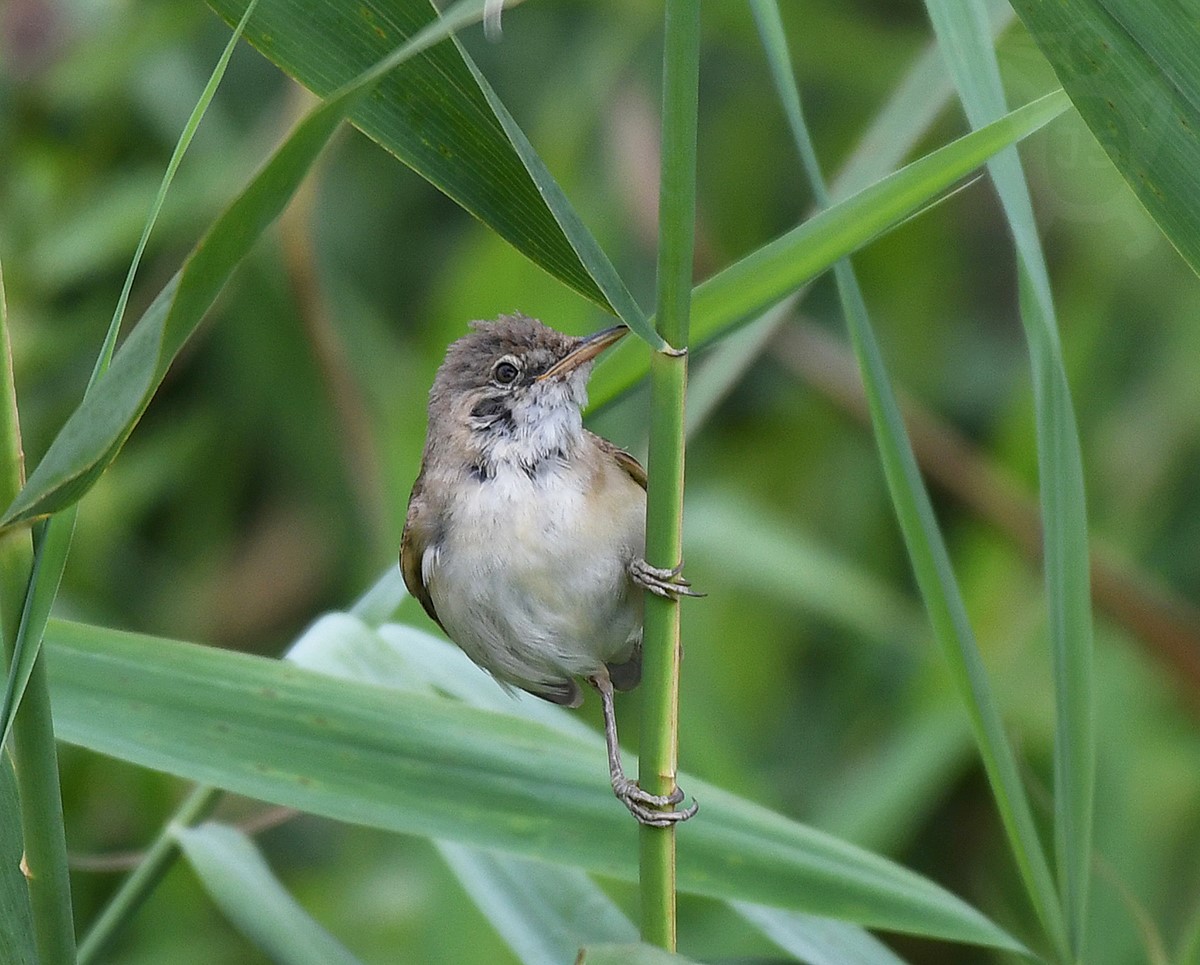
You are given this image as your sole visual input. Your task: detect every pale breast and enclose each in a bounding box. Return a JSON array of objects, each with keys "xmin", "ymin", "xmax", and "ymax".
[{"xmin": 426, "ymin": 456, "xmax": 646, "ymax": 692}]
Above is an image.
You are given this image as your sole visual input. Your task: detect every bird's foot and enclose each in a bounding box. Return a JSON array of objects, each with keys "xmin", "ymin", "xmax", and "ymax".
[
  {"xmin": 612, "ymin": 776, "xmax": 699, "ymax": 828},
  {"xmin": 629, "ymin": 558, "xmax": 704, "ymax": 599}
]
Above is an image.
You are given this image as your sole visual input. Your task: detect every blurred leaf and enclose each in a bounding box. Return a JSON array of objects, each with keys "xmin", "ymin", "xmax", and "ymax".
[
  {"xmin": 587, "ymin": 89, "xmax": 1071, "ymax": 410},
  {"xmin": 1007, "ymin": 0, "xmax": 1200, "ymax": 275},
  {"xmin": 44, "ymin": 618, "xmax": 1024, "ymax": 952},
  {"xmin": 0, "ymin": 753, "xmax": 36, "ymax": 965},
  {"xmin": 208, "ymin": 0, "xmax": 610, "ymax": 311},
  {"xmin": 175, "ymin": 822, "xmax": 361, "ymax": 965},
  {"xmin": 732, "ymin": 902, "xmax": 909, "ymax": 965},
  {"xmin": 0, "ymin": 515, "xmax": 74, "ymax": 750},
  {"xmin": 0, "ymin": 0, "xmax": 509, "ymax": 530},
  {"xmin": 922, "ymin": 1, "xmax": 1093, "ymax": 954},
  {"xmin": 575, "ymin": 945, "xmax": 697, "ymax": 965},
  {"xmin": 683, "ymin": 493, "xmax": 923, "ymax": 647},
  {"xmin": 751, "ymin": 3, "xmax": 1070, "ymax": 957},
  {"xmin": 1, "ymin": 0, "xmax": 256, "ymax": 751},
  {"xmin": 438, "ymin": 844, "xmax": 637, "ymax": 965}
]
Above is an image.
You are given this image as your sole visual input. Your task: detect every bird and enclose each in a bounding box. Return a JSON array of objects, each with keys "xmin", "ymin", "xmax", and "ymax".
[{"xmin": 400, "ymin": 312, "xmax": 699, "ymax": 827}]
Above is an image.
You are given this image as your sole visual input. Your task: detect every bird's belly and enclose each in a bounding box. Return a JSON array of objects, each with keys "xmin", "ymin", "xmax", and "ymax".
[{"xmin": 427, "ymin": 466, "xmax": 644, "ymax": 690}]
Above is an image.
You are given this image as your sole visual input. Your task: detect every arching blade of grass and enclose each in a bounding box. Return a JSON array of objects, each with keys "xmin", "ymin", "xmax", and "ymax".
[
  {"xmin": 207, "ymin": 0, "xmax": 611, "ymax": 311},
  {"xmin": 586, "ymin": 89, "xmax": 1071, "ymax": 411},
  {"xmin": 0, "ymin": 752, "xmax": 36, "ymax": 965},
  {"xmin": 438, "ymin": 845, "xmax": 638, "ymax": 965},
  {"xmin": 0, "ymin": 269, "xmax": 75, "ymax": 963},
  {"xmin": 0, "ymin": 0, "xmax": 529, "ymax": 531},
  {"xmin": 751, "ymin": 0, "xmax": 1068, "ymax": 956},
  {"xmin": 921, "ymin": 2, "xmax": 1095, "ymax": 957},
  {"xmin": 44, "ymin": 618, "xmax": 1025, "ymax": 953},
  {"xmin": 175, "ymin": 823, "xmax": 362, "ymax": 965},
  {"xmin": 732, "ymin": 902, "xmax": 910, "ymax": 965},
  {"xmin": 1007, "ymin": 0, "xmax": 1200, "ymax": 275}
]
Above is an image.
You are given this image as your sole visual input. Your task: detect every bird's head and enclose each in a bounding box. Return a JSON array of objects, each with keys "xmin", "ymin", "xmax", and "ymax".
[{"xmin": 426, "ymin": 313, "xmax": 628, "ymax": 474}]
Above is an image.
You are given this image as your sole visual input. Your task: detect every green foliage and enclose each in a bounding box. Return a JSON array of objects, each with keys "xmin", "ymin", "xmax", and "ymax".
[{"xmin": 3, "ymin": 0, "xmax": 1200, "ymax": 962}]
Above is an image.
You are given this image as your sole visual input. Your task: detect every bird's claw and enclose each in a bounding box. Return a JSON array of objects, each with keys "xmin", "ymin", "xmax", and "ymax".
[
  {"xmin": 613, "ymin": 776, "xmax": 699, "ymax": 827},
  {"xmin": 630, "ymin": 558, "xmax": 705, "ymax": 599}
]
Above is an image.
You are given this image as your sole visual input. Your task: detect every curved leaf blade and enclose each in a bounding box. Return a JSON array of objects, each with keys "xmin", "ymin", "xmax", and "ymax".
[
  {"xmin": 175, "ymin": 822, "xmax": 362, "ymax": 965},
  {"xmin": 208, "ymin": 0, "xmax": 610, "ymax": 309},
  {"xmin": 44, "ymin": 618, "xmax": 1023, "ymax": 953},
  {"xmin": 0, "ymin": 753, "xmax": 36, "ymax": 965},
  {"xmin": 586, "ymin": 90, "xmax": 1071, "ymax": 411},
  {"xmin": 1008, "ymin": 0, "xmax": 1200, "ymax": 274},
  {"xmin": 0, "ymin": 0, "xmax": 504, "ymax": 530}
]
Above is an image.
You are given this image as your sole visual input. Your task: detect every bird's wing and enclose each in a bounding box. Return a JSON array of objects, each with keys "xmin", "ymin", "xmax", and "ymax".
[
  {"xmin": 589, "ymin": 432, "xmax": 647, "ymax": 490},
  {"xmin": 399, "ymin": 476, "xmax": 446, "ymax": 632}
]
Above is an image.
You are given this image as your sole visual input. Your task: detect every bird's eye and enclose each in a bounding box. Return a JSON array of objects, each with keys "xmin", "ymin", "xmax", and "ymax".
[{"xmin": 492, "ymin": 358, "xmax": 520, "ymax": 385}]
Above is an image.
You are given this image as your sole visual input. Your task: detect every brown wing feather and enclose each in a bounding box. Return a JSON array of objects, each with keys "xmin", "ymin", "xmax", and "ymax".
[
  {"xmin": 588, "ymin": 432, "xmax": 647, "ymax": 490},
  {"xmin": 399, "ymin": 474, "xmax": 445, "ymax": 632}
]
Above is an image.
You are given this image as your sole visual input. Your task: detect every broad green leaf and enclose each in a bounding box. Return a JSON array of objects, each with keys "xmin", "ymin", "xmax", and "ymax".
[
  {"xmin": 438, "ymin": 844, "xmax": 637, "ymax": 965},
  {"xmin": 175, "ymin": 822, "xmax": 361, "ymax": 965},
  {"xmin": 575, "ymin": 945, "xmax": 697, "ymax": 965},
  {"xmin": 732, "ymin": 902, "xmax": 909, "ymax": 965},
  {"xmin": 921, "ymin": 1, "xmax": 1094, "ymax": 955},
  {"xmin": 0, "ymin": 753, "xmax": 36, "ymax": 965},
  {"xmin": 1007, "ymin": 0, "xmax": 1200, "ymax": 275},
  {"xmin": 44, "ymin": 618, "xmax": 1024, "ymax": 953},
  {"xmin": 0, "ymin": 0, "xmax": 512, "ymax": 530},
  {"xmin": 586, "ymin": 89, "xmax": 1071, "ymax": 411},
  {"xmin": 297, "ymin": 588, "xmax": 922, "ymax": 962},
  {"xmin": 208, "ymin": 0, "xmax": 609, "ymax": 310}
]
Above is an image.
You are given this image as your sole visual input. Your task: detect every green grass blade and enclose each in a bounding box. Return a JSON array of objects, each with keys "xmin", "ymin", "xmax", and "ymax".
[
  {"xmin": 77, "ymin": 786, "xmax": 221, "ymax": 964},
  {"xmin": 300, "ymin": 587, "xmax": 929, "ymax": 963},
  {"xmin": 0, "ymin": 515, "xmax": 75, "ymax": 749},
  {"xmin": 921, "ymin": 2, "xmax": 1094, "ymax": 956},
  {"xmin": 586, "ymin": 89, "xmax": 1070, "ymax": 411},
  {"xmin": 0, "ymin": 752, "xmax": 36, "ymax": 965},
  {"xmin": 208, "ymin": 0, "xmax": 610, "ymax": 309},
  {"xmin": 44, "ymin": 618, "xmax": 1024, "ymax": 953},
  {"xmin": 1007, "ymin": 0, "xmax": 1200, "ymax": 275},
  {"xmin": 1, "ymin": 0, "xmax": 255, "ymax": 755},
  {"xmin": 0, "ymin": 268, "xmax": 75, "ymax": 965},
  {"xmin": 438, "ymin": 844, "xmax": 638, "ymax": 965},
  {"xmin": 175, "ymin": 822, "xmax": 362, "ymax": 965},
  {"xmin": 459, "ymin": 56, "xmax": 661, "ymax": 349},
  {"xmin": 0, "ymin": 0, "xmax": 509, "ymax": 530},
  {"xmin": 751, "ymin": 1, "xmax": 1067, "ymax": 955},
  {"xmin": 732, "ymin": 902, "xmax": 909, "ymax": 965}
]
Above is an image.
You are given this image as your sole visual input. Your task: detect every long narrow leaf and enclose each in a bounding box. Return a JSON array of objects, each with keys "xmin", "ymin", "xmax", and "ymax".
[
  {"xmin": 438, "ymin": 844, "xmax": 637, "ymax": 965},
  {"xmin": 0, "ymin": 0, "xmax": 258, "ymax": 753},
  {"xmin": 751, "ymin": 1, "xmax": 1068, "ymax": 955},
  {"xmin": 0, "ymin": 753, "xmax": 36, "ymax": 965},
  {"xmin": 586, "ymin": 89, "xmax": 1070, "ymax": 411},
  {"xmin": 732, "ymin": 902, "xmax": 909, "ymax": 965},
  {"xmin": 0, "ymin": 0, "xmax": 511, "ymax": 530},
  {"xmin": 921, "ymin": 2, "xmax": 1094, "ymax": 956},
  {"xmin": 175, "ymin": 822, "xmax": 361, "ymax": 965},
  {"xmin": 44, "ymin": 618, "xmax": 1024, "ymax": 953},
  {"xmin": 1007, "ymin": 0, "xmax": 1200, "ymax": 275},
  {"xmin": 208, "ymin": 0, "xmax": 610, "ymax": 309}
]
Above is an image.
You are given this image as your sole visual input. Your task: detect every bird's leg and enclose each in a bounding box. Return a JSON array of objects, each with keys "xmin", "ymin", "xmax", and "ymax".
[
  {"xmin": 590, "ymin": 674, "xmax": 698, "ymax": 827},
  {"xmin": 629, "ymin": 558, "xmax": 704, "ymax": 599}
]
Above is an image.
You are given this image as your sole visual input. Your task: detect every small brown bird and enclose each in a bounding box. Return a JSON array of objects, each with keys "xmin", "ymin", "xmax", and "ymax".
[{"xmin": 400, "ymin": 313, "xmax": 698, "ymax": 826}]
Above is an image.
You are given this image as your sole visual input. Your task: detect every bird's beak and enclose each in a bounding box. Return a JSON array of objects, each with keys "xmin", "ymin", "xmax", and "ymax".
[{"xmin": 536, "ymin": 325, "xmax": 629, "ymax": 381}]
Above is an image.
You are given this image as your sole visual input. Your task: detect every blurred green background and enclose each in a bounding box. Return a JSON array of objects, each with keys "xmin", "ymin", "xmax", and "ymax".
[{"xmin": 3, "ymin": 0, "xmax": 1200, "ymax": 961}]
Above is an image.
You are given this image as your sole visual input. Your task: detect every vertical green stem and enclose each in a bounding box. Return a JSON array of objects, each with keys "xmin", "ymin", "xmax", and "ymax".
[
  {"xmin": 0, "ymin": 267, "xmax": 76, "ymax": 963},
  {"xmin": 639, "ymin": 0, "xmax": 699, "ymax": 950},
  {"xmin": 77, "ymin": 784, "xmax": 221, "ymax": 963}
]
